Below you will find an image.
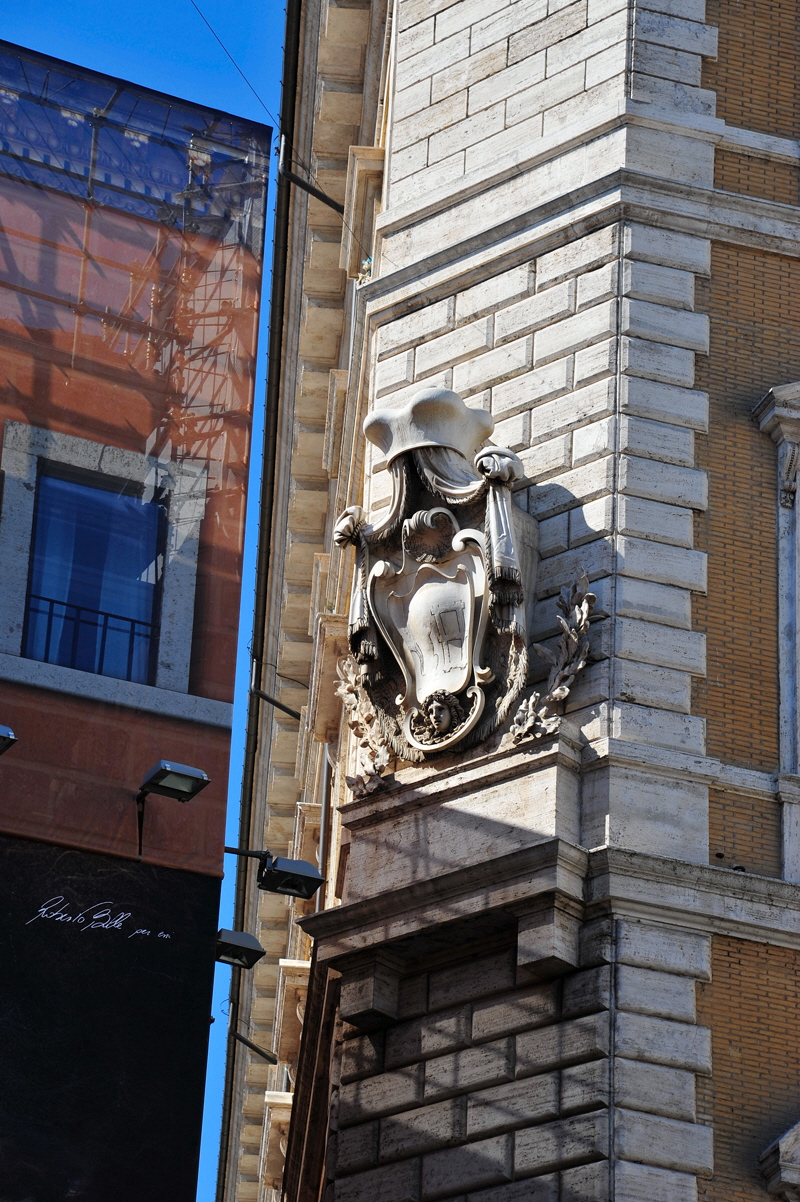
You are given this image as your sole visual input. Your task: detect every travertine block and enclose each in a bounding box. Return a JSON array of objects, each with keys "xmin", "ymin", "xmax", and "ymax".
[
  {"xmin": 639, "ymin": 0, "xmax": 706, "ymax": 19},
  {"xmin": 398, "ymin": 28, "xmax": 468, "ymax": 80},
  {"xmin": 469, "ymin": 1177, "xmax": 558, "ymax": 1202},
  {"xmin": 391, "ymin": 149, "xmax": 467, "ymax": 200},
  {"xmin": 518, "ymin": 433, "xmax": 572, "ymax": 484},
  {"xmin": 515, "ymin": 1112, "xmax": 609, "ymax": 1176},
  {"xmin": 537, "ymin": 539, "xmax": 615, "ymax": 596},
  {"xmin": 339, "ymin": 1064, "xmax": 424, "ymax": 1125},
  {"xmin": 623, "ymin": 224, "xmax": 711, "ymax": 275},
  {"xmin": 633, "ymin": 10, "xmax": 718, "ymax": 57},
  {"xmin": 536, "ymin": 226, "xmax": 619, "ymax": 290},
  {"xmin": 341, "ymin": 1032, "xmax": 385, "ymax": 1084},
  {"xmin": 393, "ymin": 90, "xmax": 467, "ymax": 152},
  {"xmin": 615, "ymin": 1058, "xmax": 696, "ymax": 1121},
  {"xmin": 585, "ymin": 42, "xmax": 628, "ymax": 89},
  {"xmin": 517, "ymin": 899, "xmax": 582, "ymax": 978},
  {"xmin": 574, "ymin": 338, "xmax": 616, "ymax": 386},
  {"xmin": 457, "ymin": 264, "xmax": 532, "ymax": 324},
  {"xmin": 423, "ymin": 1134, "xmax": 513, "ymax": 1200},
  {"xmin": 617, "ymin": 534, "xmax": 706, "ymax": 591},
  {"xmin": 577, "ymin": 262, "xmax": 619, "ymax": 311},
  {"xmin": 615, "ymin": 1013, "xmax": 711, "ymax": 1073},
  {"xmin": 615, "ymin": 1160, "xmax": 698, "ymax": 1202},
  {"xmin": 531, "ymin": 378, "xmax": 616, "ymax": 443},
  {"xmin": 334, "ymin": 1157, "xmax": 420, "ymax": 1202},
  {"xmin": 622, "ymin": 260, "xmax": 694, "ymax": 310},
  {"xmin": 542, "ymin": 76, "xmax": 625, "ymax": 138},
  {"xmin": 472, "ymin": 982, "xmax": 560, "ymax": 1042},
  {"xmin": 415, "ymin": 317, "xmax": 492, "ymax": 378},
  {"xmin": 570, "ymin": 494, "xmax": 614, "ymax": 547},
  {"xmin": 614, "ymin": 659, "xmax": 692, "ymax": 713},
  {"xmin": 612, "ymin": 700, "xmax": 705, "ymax": 752},
  {"xmin": 620, "ymin": 336, "xmax": 694, "ymax": 387},
  {"xmin": 516, "ymin": 1013, "xmax": 610, "ymax": 1077},
  {"xmin": 432, "ymin": 43, "xmax": 508, "ymax": 105},
  {"xmin": 424, "ymin": 1039, "xmax": 514, "ymax": 1101},
  {"xmin": 467, "ymin": 1074, "xmax": 560, "ymax": 1138},
  {"xmin": 378, "ymin": 300, "xmax": 454, "ymax": 357},
  {"xmin": 631, "ymin": 40, "xmax": 702, "ymax": 86},
  {"xmin": 612, "ymin": 574, "xmax": 687, "ymax": 629},
  {"xmin": 581, "ymin": 766, "xmax": 708, "ymax": 862},
  {"xmin": 614, "ymin": 616, "xmax": 706, "ymax": 674},
  {"xmin": 619, "ymin": 454, "xmax": 707, "ymax": 509},
  {"xmin": 630, "ymin": 72, "xmax": 715, "ymax": 114},
  {"xmin": 337, "ymin": 1122, "xmax": 379, "ymax": 1175},
  {"xmin": 464, "ymin": 110, "xmax": 544, "ymax": 174},
  {"xmin": 621, "ymin": 298, "xmax": 709, "ymax": 353},
  {"xmin": 393, "ymin": 77, "xmax": 432, "ymax": 122},
  {"xmin": 375, "ymin": 350, "xmax": 415, "ymax": 397},
  {"xmin": 534, "ymin": 301, "xmax": 618, "ymax": 365},
  {"xmin": 562, "ymin": 965, "xmax": 612, "ymax": 1016},
  {"xmin": 573, "ymin": 416, "xmax": 615, "ymax": 466},
  {"xmin": 495, "ymin": 279, "xmax": 575, "ymax": 344},
  {"xmin": 506, "ymin": 63, "xmax": 586, "ymax": 127},
  {"xmin": 452, "ymin": 337, "xmax": 532, "ymax": 395},
  {"xmin": 379, "ymin": 1096, "xmax": 466, "ymax": 1162},
  {"xmin": 616, "ymin": 920, "xmax": 711, "ymax": 979},
  {"xmin": 561, "ymin": 1160, "xmax": 609, "ymax": 1202},
  {"xmin": 434, "ymin": 0, "xmax": 514, "ymax": 42},
  {"xmin": 508, "ymin": 1, "xmax": 587, "ymax": 66},
  {"xmin": 617, "ymin": 494, "xmax": 693, "ymax": 547},
  {"xmin": 615, "ymin": 1108, "xmax": 713, "ymax": 1175},
  {"xmin": 469, "ymin": 54, "xmax": 547, "ymax": 116},
  {"xmin": 390, "ymin": 138, "xmax": 431, "ymax": 185},
  {"xmin": 545, "ymin": 9, "xmax": 628, "ymax": 76},
  {"xmin": 616, "ymin": 964, "xmax": 696, "ymax": 1021},
  {"xmin": 396, "ymin": 14, "xmax": 435, "ymax": 61},
  {"xmin": 428, "ymin": 102, "xmax": 506, "ymax": 164},
  {"xmin": 539, "ymin": 512, "xmax": 570, "ymax": 557},
  {"xmin": 560, "ymin": 1058, "xmax": 610, "ymax": 1113},
  {"xmin": 385, "ymin": 1007, "xmax": 471, "ymax": 1069},
  {"xmin": 398, "ymin": 975, "xmax": 428, "ymax": 1020},
  {"xmin": 619, "ymin": 376, "xmax": 708, "ymax": 431},
  {"xmin": 528, "ymin": 454, "xmax": 615, "ymax": 519},
  {"xmin": 340, "ymin": 958, "xmax": 401, "ymax": 1029},
  {"xmin": 429, "ymin": 950, "xmax": 516, "ymax": 1010},
  {"xmin": 493, "ymin": 357, "xmax": 572, "ymax": 418},
  {"xmin": 493, "ymin": 412, "xmax": 529, "ymax": 451}
]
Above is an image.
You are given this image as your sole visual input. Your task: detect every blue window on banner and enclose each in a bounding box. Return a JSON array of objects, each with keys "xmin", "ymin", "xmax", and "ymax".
[{"xmin": 24, "ymin": 471, "xmax": 165, "ymax": 685}]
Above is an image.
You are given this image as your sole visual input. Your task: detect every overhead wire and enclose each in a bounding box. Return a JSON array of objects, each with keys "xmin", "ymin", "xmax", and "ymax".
[{"xmin": 186, "ymin": 0, "xmax": 399, "ymax": 273}]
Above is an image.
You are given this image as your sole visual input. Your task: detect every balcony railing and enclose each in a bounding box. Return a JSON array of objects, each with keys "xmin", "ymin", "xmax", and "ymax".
[{"xmin": 24, "ymin": 594, "xmax": 157, "ymax": 685}]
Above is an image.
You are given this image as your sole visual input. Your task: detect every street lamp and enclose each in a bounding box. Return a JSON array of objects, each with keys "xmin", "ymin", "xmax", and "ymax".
[
  {"xmin": 0, "ymin": 725, "xmax": 16, "ymax": 755},
  {"xmin": 224, "ymin": 846, "xmax": 325, "ymax": 901},
  {"xmin": 135, "ymin": 760, "xmax": 210, "ymax": 860}
]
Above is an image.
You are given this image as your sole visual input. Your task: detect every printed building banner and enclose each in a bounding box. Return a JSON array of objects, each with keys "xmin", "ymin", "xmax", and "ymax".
[{"xmin": 0, "ymin": 40, "xmax": 271, "ymax": 1199}]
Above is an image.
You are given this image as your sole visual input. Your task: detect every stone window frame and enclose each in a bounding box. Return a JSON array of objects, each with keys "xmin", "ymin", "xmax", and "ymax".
[
  {"xmin": 754, "ymin": 384, "xmax": 800, "ymax": 881},
  {"xmin": 0, "ymin": 420, "xmax": 230, "ymax": 725}
]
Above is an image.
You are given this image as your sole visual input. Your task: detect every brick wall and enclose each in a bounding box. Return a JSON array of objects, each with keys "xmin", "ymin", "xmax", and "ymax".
[
  {"xmin": 708, "ymin": 788, "xmax": 782, "ymax": 879},
  {"xmin": 703, "ymin": 0, "xmax": 800, "ymax": 140},
  {"xmin": 693, "ymin": 243, "xmax": 786, "ymax": 772},
  {"xmin": 715, "ymin": 151, "xmax": 800, "ymax": 207},
  {"xmin": 697, "ymin": 936, "xmax": 800, "ymax": 1202}
]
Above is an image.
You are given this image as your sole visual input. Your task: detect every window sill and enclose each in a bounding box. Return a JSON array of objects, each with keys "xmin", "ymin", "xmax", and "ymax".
[{"xmin": 0, "ymin": 653, "xmax": 232, "ymax": 728}]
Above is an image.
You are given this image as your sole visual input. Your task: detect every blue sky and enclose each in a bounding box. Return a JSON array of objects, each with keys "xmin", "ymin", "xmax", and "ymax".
[{"xmin": 2, "ymin": 2, "xmax": 285, "ymax": 1198}]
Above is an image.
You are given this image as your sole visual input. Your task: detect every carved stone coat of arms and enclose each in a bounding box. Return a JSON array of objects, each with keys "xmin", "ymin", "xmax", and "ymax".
[{"xmin": 334, "ymin": 386, "xmax": 538, "ymax": 762}]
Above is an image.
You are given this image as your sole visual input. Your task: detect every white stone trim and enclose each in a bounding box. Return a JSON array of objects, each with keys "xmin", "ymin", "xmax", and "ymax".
[
  {"xmin": 0, "ymin": 652, "xmax": 231, "ymax": 726},
  {"xmin": 0, "ymin": 420, "xmax": 207, "ymax": 699}
]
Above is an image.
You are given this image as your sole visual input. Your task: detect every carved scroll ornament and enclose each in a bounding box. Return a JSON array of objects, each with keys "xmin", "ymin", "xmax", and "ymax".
[{"xmin": 334, "ymin": 387, "xmax": 533, "ymax": 762}]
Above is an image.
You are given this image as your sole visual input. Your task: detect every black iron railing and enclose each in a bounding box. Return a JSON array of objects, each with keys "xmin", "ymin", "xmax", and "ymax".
[{"xmin": 24, "ymin": 594, "xmax": 156, "ymax": 684}]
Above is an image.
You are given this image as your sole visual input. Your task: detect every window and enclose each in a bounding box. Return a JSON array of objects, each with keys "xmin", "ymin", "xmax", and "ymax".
[{"xmin": 23, "ymin": 469, "xmax": 166, "ymax": 685}]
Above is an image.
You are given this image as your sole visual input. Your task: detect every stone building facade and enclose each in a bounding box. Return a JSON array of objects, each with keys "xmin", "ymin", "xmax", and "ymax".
[{"xmin": 218, "ymin": 2, "xmax": 800, "ymax": 1200}]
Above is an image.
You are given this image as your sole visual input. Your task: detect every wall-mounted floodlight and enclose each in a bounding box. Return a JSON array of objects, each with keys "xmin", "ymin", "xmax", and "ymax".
[
  {"xmin": 224, "ymin": 846, "xmax": 325, "ymax": 901},
  {"xmin": 135, "ymin": 760, "xmax": 210, "ymax": 860},
  {"xmin": 215, "ymin": 929, "xmax": 266, "ymax": 970},
  {"xmin": 138, "ymin": 760, "xmax": 210, "ymax": 802},
  {"xmin": 0, "ymin": 725, "xmax": 16, "ymax": 756}
]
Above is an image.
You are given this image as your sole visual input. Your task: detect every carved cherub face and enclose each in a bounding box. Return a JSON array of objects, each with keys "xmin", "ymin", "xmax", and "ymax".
[{"xmin": 426, "ymin": 698, "xmax": 451, "ymax": 734}]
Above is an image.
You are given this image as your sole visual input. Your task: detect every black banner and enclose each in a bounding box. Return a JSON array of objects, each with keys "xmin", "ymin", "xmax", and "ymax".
[{"xmin": 0, "ymin": 835, "xmax": 220, "ymax": 1201}]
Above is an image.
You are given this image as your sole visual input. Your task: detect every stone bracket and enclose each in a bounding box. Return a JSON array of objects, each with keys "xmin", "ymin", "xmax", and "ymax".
[{"xmin": 511, "ymin": 891, "xmax": 584, "ymax": 980}]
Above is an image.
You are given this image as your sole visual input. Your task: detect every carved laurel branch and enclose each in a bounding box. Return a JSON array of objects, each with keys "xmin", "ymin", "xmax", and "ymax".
[
  {"xmin": 335, "ymin": 656, "xmax": 394, "ymax": 796},
  {"xmin": 509, "ymin": 571, "xmax": 596, "ymax": 745}
]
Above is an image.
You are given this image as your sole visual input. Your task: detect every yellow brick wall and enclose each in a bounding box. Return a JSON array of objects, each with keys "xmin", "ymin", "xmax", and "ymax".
[
  {"xmin": 715, "ymin": 150, "xmax": 799, "ymax": 207},
  {"xmin": 697, "ymin": 936, "xmax": 800, "ymax": 1201},
  {"xmin": 708, "ymin": 788, "xmax": 781, "ymax": 878},
  {"xmin": 704, "ymin": 0, "xmax": 800, "ymax": 140},
  {"xmin": 693, "ymin": 244, "xmax": 786, "ymax": 774}
]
